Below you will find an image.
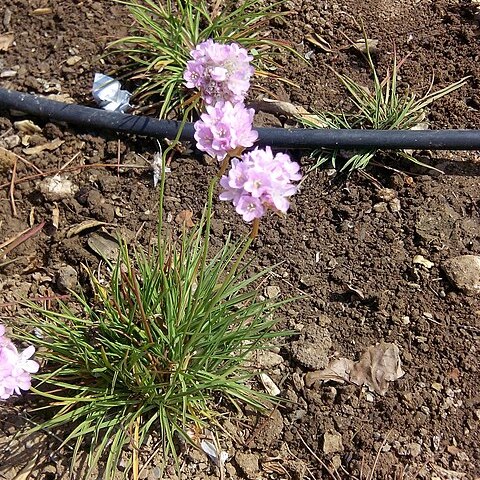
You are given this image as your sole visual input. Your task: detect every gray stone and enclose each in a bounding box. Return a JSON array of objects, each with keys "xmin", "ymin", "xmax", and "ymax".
[
  {"xmin": 323, "ymin": 431, "xmax": 344, "ymax": 454},
  {"xmin": 235, "ymin": 452, "xmax": 259, "ymax": 479},
  {"xmin": 255, "ymin": 350, "xmax": 284, "ymax": 369},
  {"xmin": 265, "ymin": 285, "xmax": 281, "ymax": 299},
  {"xmin": 442, "ymin": 255, "xmax": 480, "ymax": 296},
  {"xmin": 409, "ymin": 442, "xmax": 422, "ymax": 457},
  {"xmin": 291, "ymin": 323, "xmax": 332, "ymax": 370},
  {"xmin": 56, "ymin": 265, "xmax": 78, "ymax": 292}
]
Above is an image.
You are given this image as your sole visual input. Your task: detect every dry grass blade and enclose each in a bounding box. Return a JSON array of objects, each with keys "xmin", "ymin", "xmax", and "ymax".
[{"xmin": 0, "ymin": 221, "xmax": 45, "ymax": 259}]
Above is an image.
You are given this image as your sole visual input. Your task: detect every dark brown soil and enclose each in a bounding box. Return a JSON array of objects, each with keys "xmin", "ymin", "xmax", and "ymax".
[{"xmin": 0, "ymin": 1, "xmax": 479, "ymax": 479}]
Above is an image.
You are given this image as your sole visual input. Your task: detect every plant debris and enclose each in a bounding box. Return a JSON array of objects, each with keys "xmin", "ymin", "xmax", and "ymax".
[
  {"xmin": 305, "ymin": 342, "xmax": 405, "ymax": 395},
  {"xmin": 0, "ymin": 32, "xmax": 14, "ymax": 51}
]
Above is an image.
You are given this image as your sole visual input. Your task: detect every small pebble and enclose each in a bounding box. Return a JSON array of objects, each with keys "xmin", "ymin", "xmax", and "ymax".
[{"xmin": 56, "ymin": 265, "xmax": 78, "ymax": 292}]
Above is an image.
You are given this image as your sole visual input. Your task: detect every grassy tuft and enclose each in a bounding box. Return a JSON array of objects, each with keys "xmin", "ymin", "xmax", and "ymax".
[
  {"xmin": 300, "ymin": 39, "xmax": 469, "ymax": 172},
  {"xmin": 108, "ymin": 0, "xmax": 297, "ymax": 118},
  {"xmin": 16, "ymin": 182, "xmax": 291, "ymax": 478}
]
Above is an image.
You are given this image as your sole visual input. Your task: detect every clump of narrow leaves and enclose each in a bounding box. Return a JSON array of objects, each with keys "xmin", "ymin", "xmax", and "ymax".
[
  {"xmin": 109, "ymin": 0, "xmax": 295, "ymax": 118},
  {"xmin": 301, "ymin": 39, "xmax": 468, "ymax": 172},
  {"xmin": 19, "ymin": 196, "xmax": 289, "ymax": 478}
]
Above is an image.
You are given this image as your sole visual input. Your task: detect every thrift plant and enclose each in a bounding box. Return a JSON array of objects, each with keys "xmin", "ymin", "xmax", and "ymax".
[
  {"xmin": 110, "ymin": 0, "xmax": 297, "ymax": 118},
  {"xmin": 300, "ymin": 37, "xmax": 469, "ymax": 172},
  {"xmin": 11, "ymin": 38, "xmax": 300, "ymax": 479}
]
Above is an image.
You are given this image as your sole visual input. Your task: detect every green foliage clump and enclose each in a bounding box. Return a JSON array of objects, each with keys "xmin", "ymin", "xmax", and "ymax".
[
  {"xmin": 301, "ymin": 41, "xmax": 468, "ymax": 172},
  {"xmin": 109, "ymin": 0, "xmax": 294, "ymax": 118},
  {"xmin": 19, "ymin": 182, "xmax": 290, "ymax": 478}
]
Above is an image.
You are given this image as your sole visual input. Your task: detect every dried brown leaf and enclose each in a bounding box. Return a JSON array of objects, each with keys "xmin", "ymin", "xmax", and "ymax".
[
  {"xmin": 352, "ymin": 38, "xmax": 379, "ymax": 53},
  {"xmin": 351, "ymin": 342, "xmax": 405, "ymax": 394},
  {"xmin": 175, "ymin": 210, "xmax": 195, "ymax": 228},
  {"xmin": 305, "ymin": 33, "xmax": 334, "ymax": 52},
  {"xmin": 251, "ymin": 98, "xmax": 328, "ymax": 128},
  {"xmin": 66, "ymin": 220, "xmax": 109, "ymax": 238},
  {"xmin": 14, "ymin": 120, "xmax": 42, "ymax": 135},
  {"xmin": 87, "ymin": 232, "xmax": 119, "ymax": 262},
  {"xmin": 0, "ymin": 32, "xmax": 14, "ymax": 51},
  {"xmin": 309, "ymin": 342, "xmax": 404, "ymax": 395}
]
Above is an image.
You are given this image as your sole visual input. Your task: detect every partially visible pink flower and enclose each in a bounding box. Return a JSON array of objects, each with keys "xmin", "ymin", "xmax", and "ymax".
[
  {"xmin": 184, "ymin": 39, "xmax": 254, "ymax": 105},
  {"xmin": 194, "ymin": 101, "xmax": 258, "ymax": 160},
  {"xmin": 0, "ymin": 325, "xmax": 39, "ymax": 400},
  {"xmin": 219, "ymin": 146, "xmax": 302, "ymax": 221}
]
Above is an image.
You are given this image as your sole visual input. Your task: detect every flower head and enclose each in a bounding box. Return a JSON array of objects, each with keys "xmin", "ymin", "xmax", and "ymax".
[
  {"xmin": 184, "ymin": 39, "xmax": 254, "ymax": 105},
  {"xmin": 194, "ymin": 101, "xmax": 258, "ymax": 160},
  {"xmin": 0, "ymin": 324, "xmax": 39, "ymax": 400},
  {"xmin": 219, "ymin": 147, "xmax": 302, "ymax": 222}
]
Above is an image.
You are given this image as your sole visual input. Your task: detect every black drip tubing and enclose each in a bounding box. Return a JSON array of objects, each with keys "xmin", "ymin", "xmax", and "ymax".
[{"xmin": 1, "ymin": 87, "xmax": 480, "ymax": 150}]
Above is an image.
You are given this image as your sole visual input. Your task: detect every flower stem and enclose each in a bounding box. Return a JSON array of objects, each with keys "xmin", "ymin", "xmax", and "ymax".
[
  {"xmin": 217, "ymin": 155, "xmax": 230, "ymax": 178},
  {"xmin": 250, "ymin": 218, "xmax": 260, "ymax": 239}
]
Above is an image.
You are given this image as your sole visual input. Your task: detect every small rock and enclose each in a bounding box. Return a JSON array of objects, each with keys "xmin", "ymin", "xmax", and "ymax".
[
  {"xmin": 265, "ymin": 285, "xmax": 281, "ymax": 299},
  {"xmin": 0, "ymin": 69, "xmax": 17, "ymax": 78},
  {"xmin": 66, "ymin": 55, "xmax": 82, "ymax": 66},
  {"xmin": 235, "ymin": 452, "xmax": 259, "ymax": 479},
  {"xmin": 447, "ymin": 445, "xmax": 461, "ymax": 455},
  {"xmin": 432, "ymin": 382, "xmax": 443, "ymax": 392},
  {"xmin": 291, "ymin": 324, "xmax": 332, "ymax": 370},
  {"xmin": 56, "ymin": 265, "xmax": 78, "ymax": 292},
  {"xmin": 323, "ymin": 431, "xmax": 343, "ymax": 454},
  {"xmin": 409, "ymin": 442, "xmax": 422, "ymax": 457},
  {"xmin": 299, "ymin": 274, "xmax": 317, "ymax": 287},
  {"xmin": 373, "ymin": 202, "xmax": 388, "ymax": 213},
  {"xmin": 389, "ymin": 198, "xmax": 401, "ymax": 212},
  {"xmin": 2, "ymin": 134, "xmax": 20, "ymax": 148},
  {"xmin": 413, "ymin": 255, "xmax": 434, "ymax": 269},
  {"xmin": 147, "ymin": 467, "xmax": 163, "ymax": 480},
  {"xmin": 332, "ymin": 455, "xmax": 342, "ymax": 469},
  {"xmin": 377, "ymin": 187, "xmax": 397, "ymax": 202},
  {"xmin": 442, "ymin": 255, "xmax": 480, "ymax": 296},
  {"xmin": 39, "ymin": 174, "xmax": 78, "ymax": 201},
  {"xmin": 255, "ymin": 350, "xmax": 284, "ymax": 369}
]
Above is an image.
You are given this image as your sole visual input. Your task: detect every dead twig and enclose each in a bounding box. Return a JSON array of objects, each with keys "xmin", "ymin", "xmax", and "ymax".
[
  {"xmin": 8, "ymin": 157, "xmax": 17, "ymax": 217},
  {"xmin": 59, "ymin": 150, "xmax": 82, "ymax": 172},
  {"xmin": 0, "ymin": 221, "xmax": 45, "ymax": 259},
  {"xmin": 117, "ymin": 139, "xmax": 121, "ymax": 177},
  {"xmin": 0, "ymin": 163, "xmax": 150, "ymax": 190},
  {"xmin": 297, "ymin": 434, "xmax": 342, "ymax": 480}
]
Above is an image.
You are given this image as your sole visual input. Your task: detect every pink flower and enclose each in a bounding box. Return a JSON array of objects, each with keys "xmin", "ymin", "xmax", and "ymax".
[
  {"xmin": 0, "ymin": 325, "xmax": 39, "ymax": 400},
  {"xmin": 184, "ymin": 39, "xmax": 254, "ymax": 105},
  {"xmin": 219, "ymin": 147, "xmax": 302, "ymax": 222},
  {"xmin": 194, "ymin": 101, "xmax": 258, "ymax": 160}
]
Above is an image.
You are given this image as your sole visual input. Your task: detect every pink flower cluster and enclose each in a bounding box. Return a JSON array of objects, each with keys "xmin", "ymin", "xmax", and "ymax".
[
  {"xmin": 194, "ymin": 101, "xmax": 258, "ymax": 160},
  {"xmin": 219, "ymin": 147, "xmax": 302, "ymax": 221},
  {"xmin": 184, "ymin": 39, "xmax": 254, "ymax": 105},
  {"xmin": 0, "ymin": 325, "xmax": 39, "ymax": 400}
]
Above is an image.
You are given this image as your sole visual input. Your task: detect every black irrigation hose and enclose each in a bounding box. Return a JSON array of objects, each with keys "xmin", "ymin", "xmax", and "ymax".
[{"xmin": 1, "ymin": 87, "xmax": 480, "ymax": 150}]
